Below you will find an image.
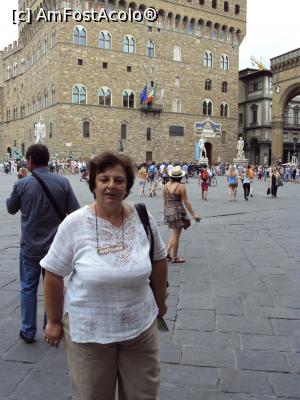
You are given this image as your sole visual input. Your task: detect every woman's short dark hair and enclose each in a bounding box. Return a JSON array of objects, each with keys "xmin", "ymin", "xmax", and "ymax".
[
  {"xmin": 25, "ymin": 144, "xmax": 50, "ymax": 166},
  {"xmin": 88, "ymin": 151, "xmax": 135, "ymax": 198}
]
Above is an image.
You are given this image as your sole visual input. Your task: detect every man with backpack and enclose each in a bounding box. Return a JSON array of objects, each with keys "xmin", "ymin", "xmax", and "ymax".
[
  {"xmin": 6, "ymin": 144, "xmax": 80, "ymax": 343},
  {"xmin": 148, "ymin": 162, "xmax": 158, "ymax": 197}
]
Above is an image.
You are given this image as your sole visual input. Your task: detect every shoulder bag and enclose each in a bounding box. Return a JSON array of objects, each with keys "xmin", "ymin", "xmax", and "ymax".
[{"xmin": 31, "ymin": 171, "xmax": 65, "ymax": 222}]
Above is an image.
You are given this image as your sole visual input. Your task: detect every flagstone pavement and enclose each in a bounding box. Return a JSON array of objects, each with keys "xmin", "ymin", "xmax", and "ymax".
[{"xmin": 1, "ymin": 174, "xmax": 300, "ymax": 400}]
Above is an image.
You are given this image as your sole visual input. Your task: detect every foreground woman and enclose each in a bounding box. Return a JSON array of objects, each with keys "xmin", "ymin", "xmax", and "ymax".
[{"xmin": 41, "ymin": 151, "xmax": 168, "ymax": 400}]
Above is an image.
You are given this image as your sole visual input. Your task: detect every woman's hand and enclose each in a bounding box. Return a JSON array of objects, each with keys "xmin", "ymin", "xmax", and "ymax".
[
  {"xmin": 193, "ymin": 214, "xmax": 201, "ymax": 222},
  {"xmin": 44, "ymin": 321, "xmax": 63, "ymax": 347},
  {"xmin": 157, "ymin": 302, "xmax": 168, "ymax": 317}
]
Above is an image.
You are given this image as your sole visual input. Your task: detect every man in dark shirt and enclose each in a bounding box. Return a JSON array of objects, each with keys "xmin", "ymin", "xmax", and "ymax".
[{"xmin": 6, "ymin": 144, "xmax": 80, "ymax": 343}]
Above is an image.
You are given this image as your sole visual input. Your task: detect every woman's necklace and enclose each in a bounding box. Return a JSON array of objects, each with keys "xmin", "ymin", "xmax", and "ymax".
[{"xmin": 95, "ymin": 204, "xmax": 125, "ymax": 255}]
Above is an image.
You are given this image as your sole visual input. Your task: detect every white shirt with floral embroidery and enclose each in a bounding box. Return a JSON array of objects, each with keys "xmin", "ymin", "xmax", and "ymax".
[{"xmin": 40, "ymin": 203, "xmax": 167, "ymax": 343}]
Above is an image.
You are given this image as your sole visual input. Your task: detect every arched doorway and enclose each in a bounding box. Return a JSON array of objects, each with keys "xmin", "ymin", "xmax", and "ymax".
[
  {"xmin": 283, "ymin": 95, "xmax": 300, "ymax": 162},
  {"xmin": 6, "ymin": 147, "xmax": 12, "ymax": 159},
  {"xmin": 206, "ymin": 142, "xmax": 212, "ymax": 164},
  {"xmin": 271, "ymin": 49, "xmax": 300, "ymax": 164},
  {"xmin": 249, "ymin": 138, "xmax": 260, "ymax": 165}
]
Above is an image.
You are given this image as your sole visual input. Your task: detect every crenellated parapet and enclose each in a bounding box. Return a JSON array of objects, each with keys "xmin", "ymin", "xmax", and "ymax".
[
  {"xmin": 15, "ymin": 0, "xmax": 245, "ymax": 46},
  {"xmin": 271, "ymin": 48, "xmax": 300, "ymax": 73},
  {"xmin": 3, "ymin": 41, "xmax": 23, "ymax": 56}
]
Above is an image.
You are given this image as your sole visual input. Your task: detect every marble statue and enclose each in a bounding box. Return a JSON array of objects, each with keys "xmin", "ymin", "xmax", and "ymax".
[
  {"xmin": 199, "ymin": 134, "xmax": 207, "ymax": 159},
  {"xmin": 237, "ymin": 137, "xmax": 244, "ymax": 159},
  {"xmin": 34, "ymin": 116, "xmax": 46, "ymax": 144}
]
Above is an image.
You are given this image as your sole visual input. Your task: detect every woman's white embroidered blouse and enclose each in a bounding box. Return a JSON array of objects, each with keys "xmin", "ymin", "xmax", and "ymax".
[{"xmin": 40, "ymin": 204, "xmax": 167, "ymax": 343}]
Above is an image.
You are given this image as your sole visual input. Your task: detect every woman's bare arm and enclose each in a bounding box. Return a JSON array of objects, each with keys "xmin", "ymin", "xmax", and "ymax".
[
  {"xmin": 180, "ymin": 185, "xmax": 201, "ymax": 221},
  {"xmin": 150, "ymin": 259, "xmax": 168, "ymax": 317},
  {"xmin": 44, "ymin": 271, "xmax": 64, "ymax": 346}
]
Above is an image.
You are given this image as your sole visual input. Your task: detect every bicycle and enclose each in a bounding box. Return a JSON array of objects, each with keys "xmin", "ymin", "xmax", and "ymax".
[{"xmin": 209, "ymin": 176, "xmax": 217, "ymax": 187}]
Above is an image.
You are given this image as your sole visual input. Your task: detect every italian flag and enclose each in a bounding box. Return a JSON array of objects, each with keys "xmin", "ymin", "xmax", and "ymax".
[{"xmin": 146, "ymin": 85, "xmax": 157, "ymax": 104}]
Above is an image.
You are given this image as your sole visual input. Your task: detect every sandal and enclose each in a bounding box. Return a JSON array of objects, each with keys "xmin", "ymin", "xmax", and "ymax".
[
  {"xmin": 166, "ymin": 253, "xmax": 172, "ymax": 261},
  {"xmin": 172, "ymin": 257, "xmax": 186, "ymax": 263}
]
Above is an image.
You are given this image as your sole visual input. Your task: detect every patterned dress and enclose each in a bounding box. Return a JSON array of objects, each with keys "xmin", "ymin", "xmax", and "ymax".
[{"xmin": 164, "ymin": 183, "xmax": 187, "ymax": 229}]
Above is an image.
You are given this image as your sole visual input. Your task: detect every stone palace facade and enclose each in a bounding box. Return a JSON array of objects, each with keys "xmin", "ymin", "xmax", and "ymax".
[{"xmin": 0, "ymin": 0, "xmax": 246, "ymax": 163}]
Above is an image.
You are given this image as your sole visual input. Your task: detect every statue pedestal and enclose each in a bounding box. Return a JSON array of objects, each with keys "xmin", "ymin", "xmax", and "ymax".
[
  {"xmin": 233, "ymin": 157, "xmax": 249, "ymax": 166},
  {"xmin": 291, "ymin": 156, "xmax": 298, "ymax": 164},
  {"xmin": 198, "ymin": 157, "xmax": 209, "ymax": 166}
]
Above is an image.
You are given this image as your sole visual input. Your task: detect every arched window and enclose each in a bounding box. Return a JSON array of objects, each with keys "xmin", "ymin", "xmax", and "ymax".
[
  {"xmin": 51, "ymin": 86, "xmax": 56, "ymax": 104},
  {"xmin": 51, "ymin": 28, "xmax": 56, "ymax": 47},
  {"xmin": 172, "ymin": 99, "xmax": 181, "ymax": 112},
  {"xmin": 7, "ymin": 109, "xmax": 10, "ymax": 121},
  {"xmin": 49, "ymin": 122, "xmax": 53, "ymax": 138},
  {"xmin": 13, "ymin": 106, "xmax": 17, "ymax": 120},
  {"xmin": 73, "ymin": 26, "xmax": 87, "ymax": 46},
  {"xmin": 235, "ymin": 4, "xmax": 240, "ymax": 14},
  {"xmin": 13, "ymin": 63, "xmax": 18, "ymax": 77},
  {"xmin": 199, "ymin": 0, "xmax": 205, "ymax": 4},
  {"xmin": 72, "ymin": 84, "xmax": 87, "ymax": 104},
  {"xmin": 293, "ymin": 106, "xmax": 300, "ymax": 125},
  {"xmin": 222, "ymin": 81, "xmax": 228, "ymax": 93},
  {"xmin": 7, "ymin": 66, "xmax": 11, "ymax": 80},
  {"xmin": 221, "ymin": 54, "xmax": 229, "ymax": 70},
  {"xmin": 37, "ymin": 93, "xmax": 42, "ymax": 110},
  {"xmin": 203, "ymin": 99, "xmax": 213, "ymax": 116},
  {"xmin": 220, "ymin": 102, "xmax": 228, "ymax": 117},
  {"xmin": 21, "ymin": 59, "xmax": 26, "ymax": 72},
  {"xmin": 98, "ymin": 87, "xmax": 112, "ymax": 106},
  {"xmin": 147, "ymin": 40, "xmax": 155, "ymax": 57},
  {"xmin": 121, "ymin": 123, "xmax": 127, "ymax": 140},
  {"xmin": 251, "ymin": 104, "xmax": 258, "ymax": 124},
  {"xmin": 83, "ymin": 121, "xmax": 90, "ymax": 138},
  {"xmin": 99, "ymin": 31, "xmax": 111, "ymax": 49},
  {"xmin": 181, "ymin": 16, "xmax": 188, "ymax": 31},
  {"xmin": 212, "ymin": 0, "xmax": 217, "ymax": 9},
  {"xmin": 173, "ymin": 46, "xmax": 181, "ymax": 62},
  {"xmin": 32, "ymin": 98, "xmax": 36, "ymax": 113},
  {"xmin": 224, "ymin": 1, "xmax": 229, "ymax": 11},
  {"xmin": 122, "ymin": 89, "xmax": 134, "ymax": 108},
  {"xmin": 37, "ymin": 41, "xmax": 41, "ymax": 59},
  {"xmin": 106, "ymin": 1, "xmax": 116, "ymax": 13},
  {"xmin": 44, "ymin": 35, "xmax": 48, "ymax": 53},
  {"xmin": 188, "ymin": 19, "xmax": 195, "ymax": 34},
  {"xmin": 44, "ymin": 89, "xmax": 48, "ymax": 108},
  {"xmin": 205, "ymin": 79, "xmax": 212, "ymax": 90},
  {"xmin": 203, "ymin": 51, "xmax": 213, "ymax": 67},
  {"xmin": 175, "ymin": 77, "xmax": 180, "ymax": 87},
  {"xmin": 123, "ymin": 35, "xmax": 136, "ymax": 53},
  {"xmin": 175, "ymin": 15, "xmax": 180, "ymax": 30}
]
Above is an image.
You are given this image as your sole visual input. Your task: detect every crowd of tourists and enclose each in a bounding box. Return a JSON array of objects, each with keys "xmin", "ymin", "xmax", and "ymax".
[{"xmin": 0, "ymin": 158, "xmax": 87, "ymax": 176}]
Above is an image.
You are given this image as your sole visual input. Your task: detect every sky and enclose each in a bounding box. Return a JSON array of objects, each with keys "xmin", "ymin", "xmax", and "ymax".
[{"xmin": 0, "ymin": 0, "xmax": 299, "ymax": 70}]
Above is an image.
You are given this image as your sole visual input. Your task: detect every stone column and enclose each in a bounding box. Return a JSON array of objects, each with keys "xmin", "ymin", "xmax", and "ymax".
[{"xmin": 271, "ymin": 119, "xmax": 283, "ymax": 165}]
